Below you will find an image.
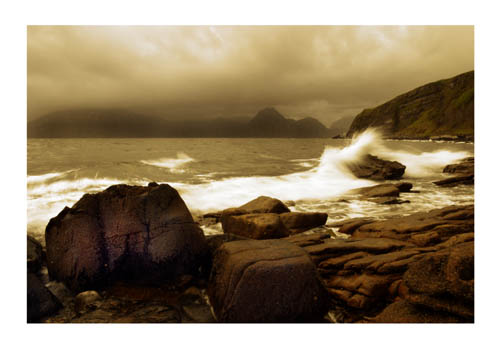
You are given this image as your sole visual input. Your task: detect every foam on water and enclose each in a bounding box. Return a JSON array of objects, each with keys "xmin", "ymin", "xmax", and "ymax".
[
  {"xmin": 140, "ymin": 152, "xmax": 194, "ymax": 173},
  {"xmin": 27, "ymin": 129, "xmax": 473, "ymax": 237}
]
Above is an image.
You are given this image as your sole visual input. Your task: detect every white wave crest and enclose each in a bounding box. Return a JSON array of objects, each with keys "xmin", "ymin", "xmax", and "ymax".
[{"xmin": 140, "ymin": 152, "xmax": 194, "ymax": 173}]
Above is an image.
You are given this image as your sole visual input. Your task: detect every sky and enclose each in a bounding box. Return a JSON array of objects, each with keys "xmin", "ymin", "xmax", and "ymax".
[{"xmin": 27, "ymin": 25, "xmax": 474, "ymax": 126}]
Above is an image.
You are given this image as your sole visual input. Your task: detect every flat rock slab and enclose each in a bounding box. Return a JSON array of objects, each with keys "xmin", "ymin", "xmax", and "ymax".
[
  {"xmin": 45, "ymin": 184, "xmax": 208, "ymax": 291},
  {"xmin": 208, "ymin": 239, "xmax": 328, "ymax": 322},
  {"xmin": 304, "ymin": 238, "xmax": 413, "ymax": 257},
  {"xmin": 221, "ymin": 213, "xmax": 289, "ymax": 239},
  {"xmin": 354, "ymin": 205, "xmax": 474, "ymax": 236},
  {"xmin": 279, "ymin": 212, "xmax": 328, "ymax": 235},
  {"xmin": 349, "ymin": 184, "xmax": 401, "ymax": 198},
  {"xmin": 433, "ymin": 174, "xmax": 474, "ymax": 187},
  {"xmin": 221, "ymin": 197, "xmax": 328, "ymax": 239}
]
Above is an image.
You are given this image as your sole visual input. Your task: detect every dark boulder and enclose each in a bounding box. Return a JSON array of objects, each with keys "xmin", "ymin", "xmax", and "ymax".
[
  {"xmin": 27, "ymin": 235, "xmax": 43, "ymax": 273},
  {"xmin": 443, "ymin": 157, "xmax": 474, "ymax": 175},
  {"xmin": 28, "ymin": 272, "xmax": 62, "ymax": 322},
  {"xmin": 350, "ymin": 184, "xmax": 401, "ymax": 198},
  {"xmin": 345, "ymin": 154, "xmax": 406, "ymax": 180},
  {"xmin": 207, "ymin": 239, "xmax": 328, "ymax": 322},
  {"xmin": 45, "ymin": 184, "xmax": 208, "ymax": 291},
  {"xmin": 395, "ymin": 182, "xmax": 413, "ymax": 192}
]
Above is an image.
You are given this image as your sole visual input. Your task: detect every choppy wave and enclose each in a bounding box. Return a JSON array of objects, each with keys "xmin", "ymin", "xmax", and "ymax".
[
  {"xmin": 27, "ymin": 129, "xmax": 473, "ymax": 237},
  {"xmin": 27, "ymin": 169, "xmax": 78, "ymax": 186},
  {"xmin": 140, "ymin": 152, "xmax": 194, "ymax": 173}
]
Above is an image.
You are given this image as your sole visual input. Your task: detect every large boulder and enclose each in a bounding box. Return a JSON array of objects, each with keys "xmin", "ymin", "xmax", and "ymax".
[
  {"xmin": 207, "ymin": 239, "xmax": 328, "ymax": 322},
  {"xmin": 45, "ymin": 184, "xmax": 208, "ymax": 291},
  {"xmin": 28, "ymin": 272, "xmax": 62, "ymax": 322},
  {"xmin": 345, "ymin": 154, "xmax": 406, "ymax": 180}
]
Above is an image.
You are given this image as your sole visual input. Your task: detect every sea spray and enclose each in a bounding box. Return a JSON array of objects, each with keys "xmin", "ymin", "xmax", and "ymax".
[{"xmin": 27, "ymin": 130, "xmax": 474, "ymax": 236}]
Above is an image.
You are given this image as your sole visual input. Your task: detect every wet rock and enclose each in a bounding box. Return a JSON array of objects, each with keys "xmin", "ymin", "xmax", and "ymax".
[
  {"xmin": 373, "ymin": 300, "xmax": 462, "ymax": 323},
  {"xmin": 45, "ymin": 184, "xmax": 208, "ymax": 291},
  {"xmin": 433, "ymin": 174, "xmax": 474, "ymax": 187},
  {"xmin": 27, "ymin": 235, "xmax": 43, "ymax": 273},
  {"xmin": 402, "ymin": 241, "xmax": 474, "ymax": 320},
  {"xmin": 221, "ymin": 213, "xmax": 289, "ymax": 239},
  {"xmin": 182, "ymin": 304, "xmax": 215, "ymax": 323},
  {"xmin": 283, "ymin": 231, "xmax": 332, "ymax": 247},
  {"xmin": 443, "ymin": 157, "xmax": 474, "ymax": 175},
  {"xmin": 45, "ymin": 281, "xmax": 73, "ymax": 306},
  {"xmin": 208, "ymin": 239, "xmax": 328, "ymax": 322},
  {"xmin": 395, "ymin": 182, "xmax": 413, "ymax": 192},
  {"xmin": 345, "ymin": 154, "xmax": 406, "ymax": 180},
  {"xmin": 222, "ymin": 195, "xmax": 290, "ymax": 216},
  {"xmin": 304, "ymin": 237, "xmax": 413, "ymax": 262},
  {"xmin": 350, "ymin": 184, "xmax": 401, "ymax": 198},
  {"xmin": 334, "ymin": 218, "xmax": 375, "ymax": 235},
  {"xmin": 368, "ymin": 197, "xmax": 410, "ymax": 205},
  {"xmin": 27, "ymin": 272, "xmax": 62, "ymax": 322},
  {"xmin": 75, "ymin": 290, "xmax": 103, "ymax": 313},
  {"xmin": 220, "ymin": 196, "xmax": 327, "ymax": 239},
  {"xmin": 279, "ymin": 212, "xmax": 328, "ymax": 235},
  {"xmin": 404, "ymin": 242, "xmax": 474, "ymax": 300},
  {"xmin": 288, "ymin": 205, "xmax": 474, "ymax": 323},
  {"xmin": 326, "ymin": 273, "xmax": 400, "ymax": 300},
  {"xmin": 352, "ymin": 205, "xmax": 473, "ymax": 237}
]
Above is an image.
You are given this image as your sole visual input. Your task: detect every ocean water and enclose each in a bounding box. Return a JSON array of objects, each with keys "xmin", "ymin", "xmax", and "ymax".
[{"xmin": 27, "ymin": 131, "xmax": 474, "ymax": 242}]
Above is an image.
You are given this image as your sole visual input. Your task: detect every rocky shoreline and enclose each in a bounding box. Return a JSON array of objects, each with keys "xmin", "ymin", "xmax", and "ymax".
[{"xmin": 27, "ymin": 156, "xmax": 474, "ymax": 323}]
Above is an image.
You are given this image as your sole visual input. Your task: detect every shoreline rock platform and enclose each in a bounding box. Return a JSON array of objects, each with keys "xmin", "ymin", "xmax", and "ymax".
[{"xmin": 28, "ymin": 172, "xmax": 474, "ymax": 323}]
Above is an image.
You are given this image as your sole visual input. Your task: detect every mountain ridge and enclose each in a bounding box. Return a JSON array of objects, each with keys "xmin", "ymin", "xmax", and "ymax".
[{"xmin": 27, "ymin": 107, "xmax": 332, "ymax": 138}]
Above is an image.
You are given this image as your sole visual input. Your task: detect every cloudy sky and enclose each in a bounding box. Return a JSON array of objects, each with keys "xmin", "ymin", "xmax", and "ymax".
[{"xmin": 27, "ymin": 25, "xmax": 473, "ymax": 125}]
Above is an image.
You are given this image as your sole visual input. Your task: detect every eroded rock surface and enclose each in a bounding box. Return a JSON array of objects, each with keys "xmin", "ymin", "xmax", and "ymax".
[
  {"xmin": 220, "ymin": 197, "xmax": 328, "ymax": 239},
  {"xmin": 207, "ymin": 239, "xmax": 328, "ymax": 322},
  {"xmin": 45, "ymin": 184, "xmax": 208, "ymax": 291},
  {"xmin": 285, "ymin": 205, "xmax": 474, "ymax": 323}
]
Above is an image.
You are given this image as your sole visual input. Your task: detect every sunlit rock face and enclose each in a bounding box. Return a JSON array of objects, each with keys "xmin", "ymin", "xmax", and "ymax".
[{"xmin": 45, "ymin": 184, "xmax": 208, "ymax": 291}]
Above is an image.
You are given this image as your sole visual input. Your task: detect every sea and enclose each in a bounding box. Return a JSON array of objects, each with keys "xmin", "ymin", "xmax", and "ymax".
[{"xmin": 27, "ymin": 130, "xmax": 474, "ymax": 242}]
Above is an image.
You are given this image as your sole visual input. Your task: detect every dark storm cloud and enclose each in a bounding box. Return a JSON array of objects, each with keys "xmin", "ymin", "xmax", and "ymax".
[{"xmin": 27, "ymin": 25, "xmax": 474, "ymax": 124}]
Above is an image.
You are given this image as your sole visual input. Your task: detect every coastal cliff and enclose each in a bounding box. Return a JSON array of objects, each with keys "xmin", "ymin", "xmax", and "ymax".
[{"xmin": 346, "ymin": 71, "xmax": 474, "ymax": 139}]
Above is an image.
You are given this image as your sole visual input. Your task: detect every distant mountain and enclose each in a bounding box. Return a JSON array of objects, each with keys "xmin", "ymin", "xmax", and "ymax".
[
  {"xmin": 27, "ymin": 107, "xmax": 331, "ymax": 138},
  {"xmin": 346, "ymin": 71, "xmax": 474, "ymax": 139},
  {"xmin": 329, "ymin": 115, "xmax": 356, "ymax": 137},
  {"xmin": 247, "ymin": 107, "xmax": 330, "ymax": 138}
]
